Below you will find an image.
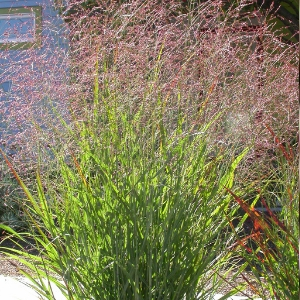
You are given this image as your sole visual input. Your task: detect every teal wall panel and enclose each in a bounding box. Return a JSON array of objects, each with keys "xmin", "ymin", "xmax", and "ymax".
[{"xmin": 0, "ymin": 0, "xmax": 68, "ymax": 153}]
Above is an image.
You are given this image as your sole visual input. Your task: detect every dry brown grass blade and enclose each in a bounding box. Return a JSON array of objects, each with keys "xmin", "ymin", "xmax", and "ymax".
[
  {"xmin": 0, "ymin": 148, "xmax": 23, "ymax": 187},
  {"xmin": 0, "ymin": 148, "xmax": 34, "ymax": 202},
  {"xmin": 198, "ymin": 77, "xmax": 218, "ymax": 114},
  {"xmin": 261, "ymin": 198, "xmax": 286, "ymax": 232},
  {"xmin": 70, "ymin": 151, "xmax": 89, "ymax": 189},
  {"xmin": 264, "ymin": 123, "xmax": 294, "ymax": 164},
  {"xmin": 240, "ymin": 273, "xmax": 259, "ymax": 295}
]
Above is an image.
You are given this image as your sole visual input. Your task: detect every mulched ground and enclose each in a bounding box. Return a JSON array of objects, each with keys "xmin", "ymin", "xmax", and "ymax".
[
  {"xmin": 0, "ymin": 253, "xmax": 30, "ymax": 277},
  {"xmin": 0, "ymin": 235, "xmax": 38, "ymax": 277}
]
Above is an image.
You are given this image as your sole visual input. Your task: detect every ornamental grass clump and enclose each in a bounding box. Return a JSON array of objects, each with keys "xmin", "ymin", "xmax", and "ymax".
[
  {"xmin": 1, "ymin": 0, "xmax": 298, "ymax": 203},
  {"xmin": 0, "ymin": 1, "xmax": 298, "ymax": 299},
  {"xmin": 0, "ymin": 95, "xmax": 248, "ymax": 299}
]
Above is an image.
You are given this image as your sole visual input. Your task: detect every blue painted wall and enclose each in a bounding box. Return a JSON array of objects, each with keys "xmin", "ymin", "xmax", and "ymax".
[
  {"xmin": 0, "ymin": 0, "xmax": 68, "ymax": 152},
  {"xmin": 0, "ymin": 0, "xmax": 68, "ymax": 77}
]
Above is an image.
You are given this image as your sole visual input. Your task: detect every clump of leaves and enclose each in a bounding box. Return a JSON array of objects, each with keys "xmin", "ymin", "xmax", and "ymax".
[
  {"xmin": 227, "ymin": 125, "xmax": 299, "ymax": 299},
  {"xmin": 0, "ymin": 94, "xmax": 249, "ymax": 299}
]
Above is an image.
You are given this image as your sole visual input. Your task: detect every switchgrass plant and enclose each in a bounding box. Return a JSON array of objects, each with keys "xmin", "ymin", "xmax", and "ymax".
[
  {"xmin": 226, "ymin": 126, "xmax": 299, "ymax": 299},
  {"xmin": 0, "ymin": 1, "xmax": 298, "ymax": 298},
  {"xmin": 65, "ymin": 0, "xmax": 298, "ymax": 146},
  {"xmin": 64, "ymin": 0, "xmax": 298, "ymax": 213},
  {"xmin": 0, "ymin": 95, "xmax": 248, "ymax": 299},
  {"xmin": 1, "ymin": 0, "xmax": 298, "ymax": 218}
]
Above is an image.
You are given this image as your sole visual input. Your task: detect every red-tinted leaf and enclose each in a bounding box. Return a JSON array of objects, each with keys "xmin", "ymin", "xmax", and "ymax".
[
  {"xmin": 261, "ymin": 198, "xmax": 287, "ymax": 232},
  {"xmin": 226, "ymin": 188, "xmax": 270, "ymax": 233},
  {"xmin": 241, "ymin": 273, "xmax": 259, "ymax": 295},
  {"xmin": 261, "ymin": 198, "xmax": 297, "ymax": 253},
  {"xmin": 265, "ymin": 124, "xmax": 293, "ymax": 163}
]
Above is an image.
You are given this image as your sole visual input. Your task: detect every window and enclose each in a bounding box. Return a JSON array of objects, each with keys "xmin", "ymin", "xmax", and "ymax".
[{"xmin": 0, "ymin": 6, "xmax": 42, "ymax": 50}]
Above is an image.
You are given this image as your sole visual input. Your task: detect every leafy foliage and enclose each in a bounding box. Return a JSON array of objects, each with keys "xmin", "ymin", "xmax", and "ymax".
[
  {"xmin": 1, "ymin": 95, "xmax": 248, "ymax": 299},
  {"xmin": 227, "ymin": 128, "xmax": 299, "ymax": 299},
  {"xmin": 0, "ymin": 0, "xmax": 298, "ymax": 298}
]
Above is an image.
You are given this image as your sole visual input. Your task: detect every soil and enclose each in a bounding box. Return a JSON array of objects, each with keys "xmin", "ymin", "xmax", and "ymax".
[
  {"xmin": 0, "ymin": 253, "xmax": 30, "ymax": 277},
  {"xmin": 0, "ymin": 235, "xmax": 38, "ymax": 277}
]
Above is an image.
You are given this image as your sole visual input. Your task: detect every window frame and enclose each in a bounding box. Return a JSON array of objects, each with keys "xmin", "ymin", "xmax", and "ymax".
[{"xmin": 0, "ymin": 6, "xmax": 42, "ymax": 50}]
